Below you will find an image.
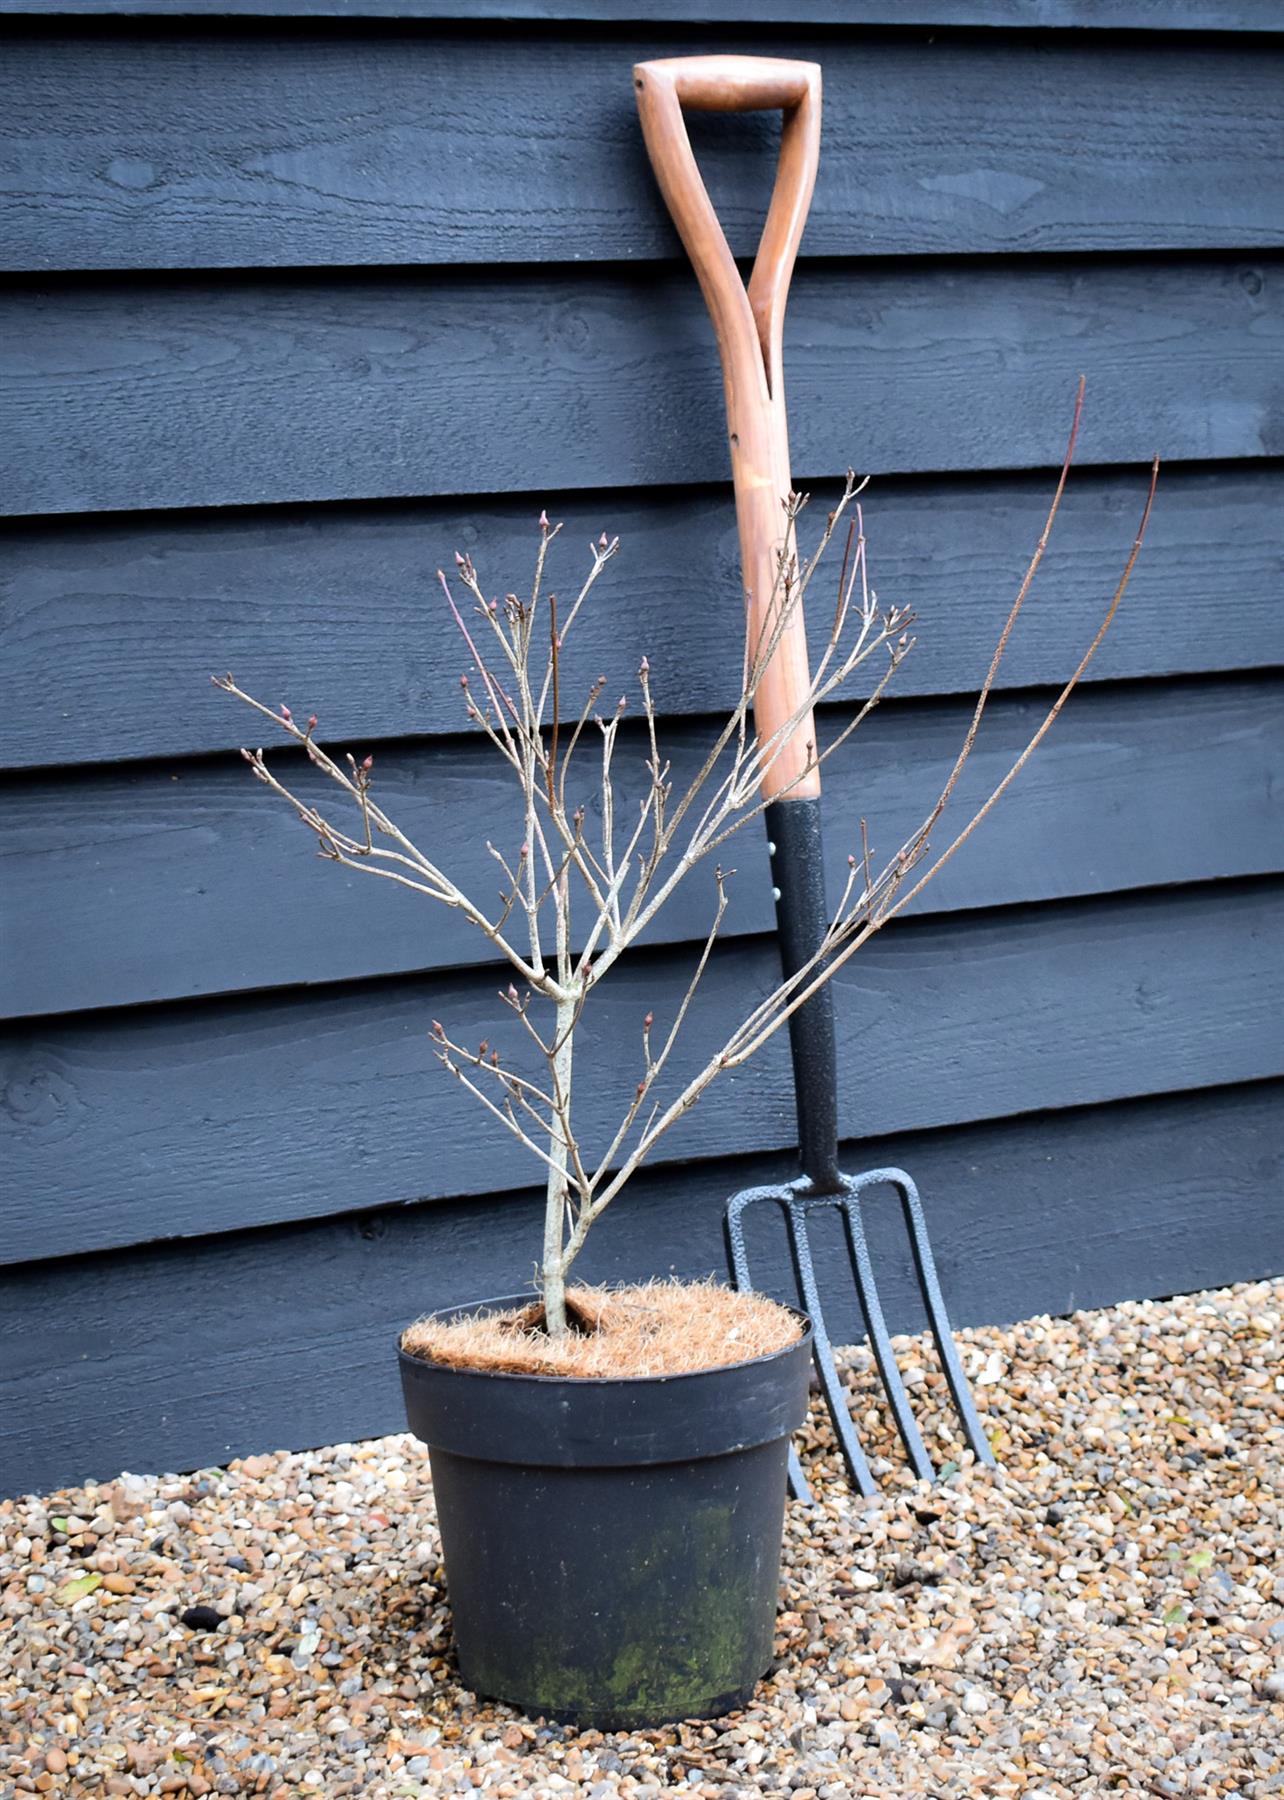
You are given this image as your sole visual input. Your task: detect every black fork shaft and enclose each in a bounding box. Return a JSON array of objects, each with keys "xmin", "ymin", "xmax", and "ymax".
[{"xmin": 766, "ymin": 795, "xmax": 841, "ymax": 1193}]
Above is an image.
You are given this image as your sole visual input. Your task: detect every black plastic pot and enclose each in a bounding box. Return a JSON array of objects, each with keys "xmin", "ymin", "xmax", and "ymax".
[{"xmin": 398, "ymin": 1295, "xmax": 812, "ymax": 1729}]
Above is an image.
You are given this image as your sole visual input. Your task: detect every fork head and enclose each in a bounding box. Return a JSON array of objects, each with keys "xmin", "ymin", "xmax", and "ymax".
[{"xmin": 724, "ymin": 1167, "xmax": 996, "ymax": 1498}]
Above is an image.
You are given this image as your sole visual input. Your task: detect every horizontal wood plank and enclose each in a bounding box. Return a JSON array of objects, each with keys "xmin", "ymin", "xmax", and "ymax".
[
  {"xmin": 5, "ymin": 463, "xmax": 1278, "ymax": 770},
  {"xmin": 5, "ymin": 676, "xmax": 1281, "ymax": 1018},
  {"xmin": 2, "ymin": 1078, "xmax": 1279, "ymax": 1497},
  {"xmin": 1, "ymin": 3, "xmax": 1279, "ymax": 29},
  {"xmin": 4, "ymin": 29, "xmax": 1282, "ymax": 270},
  {"xmin": 3, "ymin": 256, "xmax": 1280, "ymax": 518},
  {"xmin": 3, "ymin": 879, "xmax": 1281, "ymax": 1267}
]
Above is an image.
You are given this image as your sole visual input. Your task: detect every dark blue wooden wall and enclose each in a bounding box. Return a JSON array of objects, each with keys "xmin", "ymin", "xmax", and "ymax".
[{"xmin": 2, "ymin": 0, "xmax": 1283, "ymax": 1497}]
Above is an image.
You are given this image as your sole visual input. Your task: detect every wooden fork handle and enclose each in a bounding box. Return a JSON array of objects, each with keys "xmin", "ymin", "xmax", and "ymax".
[
  {"xmin": 641, "ymin": 53, "xmax": 818, "ymax": 114},
  {"xmin": 634, "ymin": 55, "xmax": 822, "ymax": 800}
]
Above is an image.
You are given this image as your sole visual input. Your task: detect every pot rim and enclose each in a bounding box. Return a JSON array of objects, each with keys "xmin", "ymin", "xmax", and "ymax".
[
  {"xmin": 397, "ymin": 1289, "xmax": 811, "ymax": 1388},
  {"xmin": 398, "ymin": 1290, "xmax": 814, "ymax": 1467}
]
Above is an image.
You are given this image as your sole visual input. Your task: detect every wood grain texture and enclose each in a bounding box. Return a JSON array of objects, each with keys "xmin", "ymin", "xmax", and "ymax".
[
  {"xmin": 6, "ymin": 463, "xmax": 1276, "ymax": 770},
  {"xmin": 5, "ymin": 676, "xmax": 1281, "ymax": 1018},
  {"xmin": 3, "ymin": 879, "xmax": 1280, "ymax": 1267},
  {"xmin": 1, "ymin": 3, "xmax": 1279, "ymax": 28},
  {"xmin": 2, "ymin": 1078, "xmax": 1279, "ymax": 1497},
  {"xmin": 4, "ymin": 256, "xmax": 1280, "ymax": 518},
  {"xmin": 5, "ymin": 29, "xmax": 1282, "ymax": 271}
]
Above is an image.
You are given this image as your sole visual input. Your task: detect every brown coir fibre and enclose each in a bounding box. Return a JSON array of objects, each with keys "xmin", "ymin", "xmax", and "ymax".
[{"xmin": 400, "ymin": 1280, "xmax": 801, "ymax": 1379}]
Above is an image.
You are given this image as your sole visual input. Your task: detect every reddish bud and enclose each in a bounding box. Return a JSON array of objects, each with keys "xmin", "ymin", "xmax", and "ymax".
[
  {"xmin": 455, "ymin": 550, "xmax": 466, "ymax": 566},
  {"xmin": 280, "ymin": 704, "xmax": 292, "ymax": 722},
  {"xmin": 361, "ymin": 754, "xmax": 374, "ymax": 772},
  {"xmin": 507, "ymin": 983, "xmax": 519, "ymax": 1002},
  {"xmin": 478, "ymin": 1040, "xmax": 488, "ymax": 1057},
  {"xmin": 460, "ymin": 673, "xmax": 470, "ymax": 688},
  {"xmin": 519, "ymin": 843, "xmax": 529, "ymax": 859},
  {"xmin": 307, "ymin": 714, "xmax": 318, "ymax": 732},
  {"xmin": 539, "ymin": 509, "xmax": 550, "ymax": 531},
  {"xmin": 598, "ymin": 531, "xmax": 609, "ymax": 549},
  {"xmin": 639, "ymin": 655, "xmax": 650, "ymax": 676},
  {"xmin": 431, "ymin": 1019, "xmax": 445, "ymax": 1038},
  {"xmin": 490, "ymin": 1050, "xmax": 500, "ymax": 1066},
  {"xmin": 644, "ymin": 1012, "xmax": 654, "ymax": 1030},
  {"xmin": 848, "ymin": 853, "xmax": 857, "ymax": 868}
]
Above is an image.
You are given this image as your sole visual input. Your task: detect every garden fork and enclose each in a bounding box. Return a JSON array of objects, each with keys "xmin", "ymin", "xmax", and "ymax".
[{"xmin": 635, "ymin": 54, "xmax": 996, "ymax": 1501}]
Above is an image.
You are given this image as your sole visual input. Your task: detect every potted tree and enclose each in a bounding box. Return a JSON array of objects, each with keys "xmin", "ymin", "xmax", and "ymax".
[{"xmin": 213, "ymin": 386, "xmax": 1154, "ymax": 1723}]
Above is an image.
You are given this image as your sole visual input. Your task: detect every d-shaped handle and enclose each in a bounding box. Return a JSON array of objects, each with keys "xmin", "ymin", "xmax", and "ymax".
[
  {"xmin": 635, "ymin": 55, "xmax": 822, "ymax": 800},
  {"xmin": 640, "ymin": 52, "xmax": 818, "ymax": 114}
]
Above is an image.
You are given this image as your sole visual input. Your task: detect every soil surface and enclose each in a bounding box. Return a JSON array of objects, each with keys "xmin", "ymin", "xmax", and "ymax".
[
  {"xmin": 2, "ymin": 1279, "xmax": 1281, "ymax": 1798},
  {"xmin": 400, "ymin": 1280, "xmax": 800, "ymax": 1379}
]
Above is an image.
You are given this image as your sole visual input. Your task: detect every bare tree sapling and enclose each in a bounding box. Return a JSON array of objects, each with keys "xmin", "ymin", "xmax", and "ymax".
[{"xmin": 215, "ymin": 385, "xmax": 1157, "ymax": 1339}]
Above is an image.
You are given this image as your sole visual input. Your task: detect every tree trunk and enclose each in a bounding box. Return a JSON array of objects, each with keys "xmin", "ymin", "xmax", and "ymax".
[{"xmin": 540, "ymin": 996, "xmax": 576, "ymax": 1338}]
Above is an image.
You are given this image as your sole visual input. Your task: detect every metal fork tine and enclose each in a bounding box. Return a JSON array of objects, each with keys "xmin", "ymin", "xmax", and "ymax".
[
  {"xmin": 784, "ymin": 1441, "xmax": 811, "ymax": 1502},
  {"xmin": 884, "ymin": 1167, "xmax": 997, "ymax": 1469},
  {"xmin": 837, "ymin": 1179, "xmax": 937, "ymax": 1483},
  {"xmin": 724, "ymin": 1187, "xmax": 816, "ymax": 1503},
  {"xmin": 782, "ymin": 1201, "xmax": 878, "ymax": 1500}
]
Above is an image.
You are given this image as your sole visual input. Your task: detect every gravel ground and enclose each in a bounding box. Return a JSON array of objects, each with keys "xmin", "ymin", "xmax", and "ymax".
[{"xmin": 2, "ymin": 1279, "xmax": 1281, "ymax": 1799}]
